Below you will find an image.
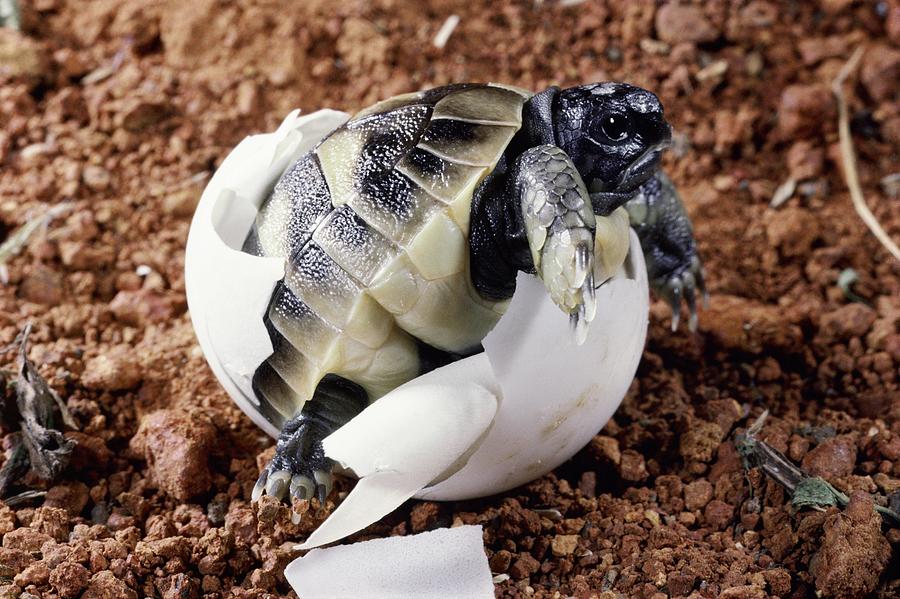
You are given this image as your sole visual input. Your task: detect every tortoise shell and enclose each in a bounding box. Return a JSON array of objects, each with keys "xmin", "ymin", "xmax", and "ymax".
[{"xmin": 242, "ymin": 83, "xmax": 533, "ymax": 428}]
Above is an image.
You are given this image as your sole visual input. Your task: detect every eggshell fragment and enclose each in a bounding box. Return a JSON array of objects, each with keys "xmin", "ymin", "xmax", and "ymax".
[
  {"xmin": 299, "ymin": 356, "xmax": 499, "ymax": 549},
  {"xmin": 286, "ymin": 525, "xmax": 494, "ymax": 599}
]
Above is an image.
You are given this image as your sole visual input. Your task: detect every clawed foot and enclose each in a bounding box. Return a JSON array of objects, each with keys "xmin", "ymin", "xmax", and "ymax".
[
  {"xmin": 516, "ymin": 145, "xmax": 599, "ymax": 345},
  {"xmin": 653, "ymin": 254, "xmax": 708, "ymax": 332},
  {"xmin": 251, "ymin": 421, "xmax": 334, "ymax": 524},
  {"xmin": 541, "ymin": 230, "xmax": 597, "ymax": 345}
]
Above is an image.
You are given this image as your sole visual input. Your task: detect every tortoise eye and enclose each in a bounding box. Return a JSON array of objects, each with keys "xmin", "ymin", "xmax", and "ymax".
[{"xmin": 600, "ymin": 113, "xmax": 630, "ymax": 142}]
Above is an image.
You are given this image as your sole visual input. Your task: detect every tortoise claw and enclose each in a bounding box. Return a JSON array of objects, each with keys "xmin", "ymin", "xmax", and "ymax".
[
  {"xmin": 313, "ymin": 469, "xmax": 333, "ymax": 505},
  {"xmin": 265, "ymin": 470, "xmax": 291, "ymax": 501},
  {"xmin": 290, "ymin": 474, "xmax": 315, "ymax": 502},
  {"xmin": 667, "ymin": 278, "xmax": 683, "ymax": 332},
  {"xmin": 570, "ymin": 307, "xmax": 589, "ymax": 346},
  {"xmin": 252, "ymin": 470, "xmax": 268, "ymax": 502},
  {"xmin": 656, "ymin": 254, "xmax": 706, "ymax": 332}
]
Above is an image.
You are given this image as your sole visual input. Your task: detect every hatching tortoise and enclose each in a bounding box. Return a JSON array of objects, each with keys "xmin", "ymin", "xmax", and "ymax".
[{"xmin": 238, "ymin": 82, "xmax": 705, "ymax": 507}]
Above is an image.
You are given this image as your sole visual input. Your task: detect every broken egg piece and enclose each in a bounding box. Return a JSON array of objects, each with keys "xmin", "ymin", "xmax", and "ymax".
[{"xmin": 185, "ymin": 109, "xmax": 649, "ymax": 549}]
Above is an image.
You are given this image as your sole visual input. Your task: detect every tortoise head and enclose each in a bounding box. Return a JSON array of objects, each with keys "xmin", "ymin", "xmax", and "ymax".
[{"xmin": 553, "ymin": 82, "xmax": 671, "ymax": 200}]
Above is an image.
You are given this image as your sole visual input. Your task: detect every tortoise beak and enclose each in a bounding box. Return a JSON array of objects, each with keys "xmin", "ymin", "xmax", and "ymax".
[{"xmin": 613, "ymin": 143, "xmax": 666, "ymax": 193}]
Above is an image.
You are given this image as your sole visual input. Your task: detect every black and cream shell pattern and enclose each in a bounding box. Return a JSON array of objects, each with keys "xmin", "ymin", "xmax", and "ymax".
[
  {"xmin": 185, "ymin": 100, "xmax": 649, "ymax": 530},
  {"xmin": 239, "ymin": 84, "xmax": 534, "ymax": 429}
]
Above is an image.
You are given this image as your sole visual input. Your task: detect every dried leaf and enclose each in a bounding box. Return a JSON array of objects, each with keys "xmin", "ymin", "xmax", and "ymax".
[
  {"xmin": 0, "ymin": 325, "xmax": 77, "ymax": 498},
  {"xmin": 15, "ymin": 325, "xmax": 76, "ymax": 482},
  {"xmin": 0, "ymin": 432, "xmax": 30, "ymax": 497},
  {"xmin": 0, "ymin": 203, "xmax": 71, "ymax": 284}
]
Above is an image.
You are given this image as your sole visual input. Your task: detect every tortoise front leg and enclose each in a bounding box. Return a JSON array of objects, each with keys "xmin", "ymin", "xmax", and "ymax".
[
  {"xmin": 622, "ymin": 170, "xmax": 706, "ymax": 331},
  {"xmin": 512, "ymin": 144, "xmax": 598, "ymax": 344}
]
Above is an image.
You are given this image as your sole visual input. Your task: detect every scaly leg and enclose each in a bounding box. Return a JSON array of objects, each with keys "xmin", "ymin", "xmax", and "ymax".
[
  {"xmin": 624, "ymin": 170, "xmax": 707, "ymax": 331},
  {"xmin": 252, "ymin": 374, "xmax": 368, "ymax": 514},
  {"xmin": 512, "ymin": 144, "xmax": 597, "ymax": 344}
]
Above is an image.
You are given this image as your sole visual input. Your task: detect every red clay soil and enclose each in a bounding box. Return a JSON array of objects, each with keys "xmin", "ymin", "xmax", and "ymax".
[{"xmin": 1, "ymin": 1, "xmax": 899, "ymax": 597}]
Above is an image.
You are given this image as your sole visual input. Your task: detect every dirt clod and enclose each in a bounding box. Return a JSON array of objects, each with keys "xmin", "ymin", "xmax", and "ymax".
[
  {"xmin": 81, "ymin": 347, "xmax": 143, "ymax": 391},
  {"xmin": 777, "ymin": 84, "xmax": 835, "ymax": 139},
  {"xmin": 49, "ymin": 562, "xmax": 90, "ymax": 598},
  {"xmin": 654, "ymin": 4, "xmax": 719, "ymax": 45},
  {"xmin": 801, "ymin": 435, "xmax": 858, "ymax": 480},
  {"xmin": 130, "ymin": 410, "xmax": 216, "ymax": 501},
  {"xmin": 811, "ymin": 492, "xmax": 891, "ymax": 598}
]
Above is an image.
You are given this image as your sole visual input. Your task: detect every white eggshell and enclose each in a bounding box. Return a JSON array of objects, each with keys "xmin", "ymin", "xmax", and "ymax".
[
  {"xmin": 286, "ymin": 525, "xmax": 494, "ymax": 599},
  {"xmin": 185, "ymin": 109, "xmax": 349, "ymax": 436},
  {"xmin": 185, "ymin": 109, "xmax": 649, "ymax": 551}
]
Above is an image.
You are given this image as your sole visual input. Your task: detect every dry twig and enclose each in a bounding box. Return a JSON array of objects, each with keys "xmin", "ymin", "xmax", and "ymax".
[{"xmin": 831, "ymin": 46, "xmax": 900, "ymax": 263}]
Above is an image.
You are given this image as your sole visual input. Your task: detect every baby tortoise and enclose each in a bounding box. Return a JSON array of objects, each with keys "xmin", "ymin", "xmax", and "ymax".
[{"xmin": 241, "ymin": 82, "xmax": 705, "ymax": 508}]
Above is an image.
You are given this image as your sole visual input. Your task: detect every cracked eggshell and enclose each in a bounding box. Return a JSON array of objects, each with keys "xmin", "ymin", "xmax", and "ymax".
[
  {"xmin": 185, "ymin": 109, "xmax": 649, "ymax": 550},
  {"xmin": 286, "ymin": 525, "xmax": 494, "ymax": 599},
  {"xmin": 185, "ymin": 109, "xmax": 349, "ymax": 437}
]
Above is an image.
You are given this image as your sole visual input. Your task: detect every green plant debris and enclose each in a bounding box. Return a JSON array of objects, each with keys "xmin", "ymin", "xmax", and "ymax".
[
  {"xmin": 736, "ymin": 411, "xmax": 900, "ymax": 527},
  {"xmin": 792, "ymin": 477, "xmax": 846, "ymax": 511},
  {"xmin": 836, "ymin": 268, "xmax": 869, "ymax": 305}
]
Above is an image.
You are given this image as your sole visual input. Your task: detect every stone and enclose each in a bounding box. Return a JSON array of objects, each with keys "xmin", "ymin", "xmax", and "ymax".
[
  {"xmin": 619, "ymin": 449, "xmax": 648, "ymax": 481},
  {"xmin": 82, "ymin": 165, "xmax": 111, "ymax": 191},
  {"xmin": 44, "ymin": 482, "xmax": 90, "ymax": 516},
  {"xmin": 704, "ymin": 500, "xmax": 734, "ymax": 530},
  {"xmin": 508, "ymin": 553, "xmax": 540, "ymax": 579},
  {"xmin": 819, "ymin": 304, "xmax": 877, "ymax": 342},
  {"xmin": 679, "ymin": 421, "xmax": 724, "ymax": 463},
  {"xmin": 49, "ymin": 562, "xmax": 90, "ymax": 598},
  {"xmin": 1, "ymin": 528, "xmax": 52, "ymax": 553},
  {"xmin": 130, "ymin": 410, "xmax": 216, "ymax": 501},
  {"xmin": 82, "ymin": 570, "xmax": 138, "ymax": 599},
  {"xmin": 13, "ymin": 562, "xmax": 50, "ymax": 587},
  {"xmin": 801, "ymin": 435, "xmax": 858, "ymax": 480},
  {"xmin": 550, "ymin": 534, "xmax": 579, "ymax": 557},
  {"xmin": 777, "ymin": 84, "xmax": 835, "ymax": 139},
  {"xmin": 0, "ymin": 30, "xmax": 51, "ymax": 88},
  {"xmin": 654, "ymin": 4, "xmax": 719, "ymax": 45},
  {"xmin": 684, "ymin": 479, "xmax": 714, "ymax": 511},
  {"xmin": 489, "ymin": 549, "xmax": 512, "ymax": 573},
  {"xmin": 786, "ymin": 140, "xmax": 824, "ymax": 181},
  {"xmin": 117, "ymin": 98, "xmax": 171, "ymax": 132},
  {"xmin": 860, "ymin": 44, "xmax": 900, "ymax": 102},
  {"xmin": 409, "ymin": 502, "xmax": 440, "ymax": 533},
  {"xmin": 81, "ymin": 346, "xmax": 143, "ymax": 391},
  {"xmin": 811, "ymin": 492, "xmax": 891, "ymax": 598},
  {"xmin": 700, "ymin": 295, "xmax": 803, "ymax": 354},
  {"xmin": 109, "ymin": 288, "xmax": 177, "ymax": 327},
  {"xmin": 18, "ymin": 266, "xmax": 64, "ymax": 306}
]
